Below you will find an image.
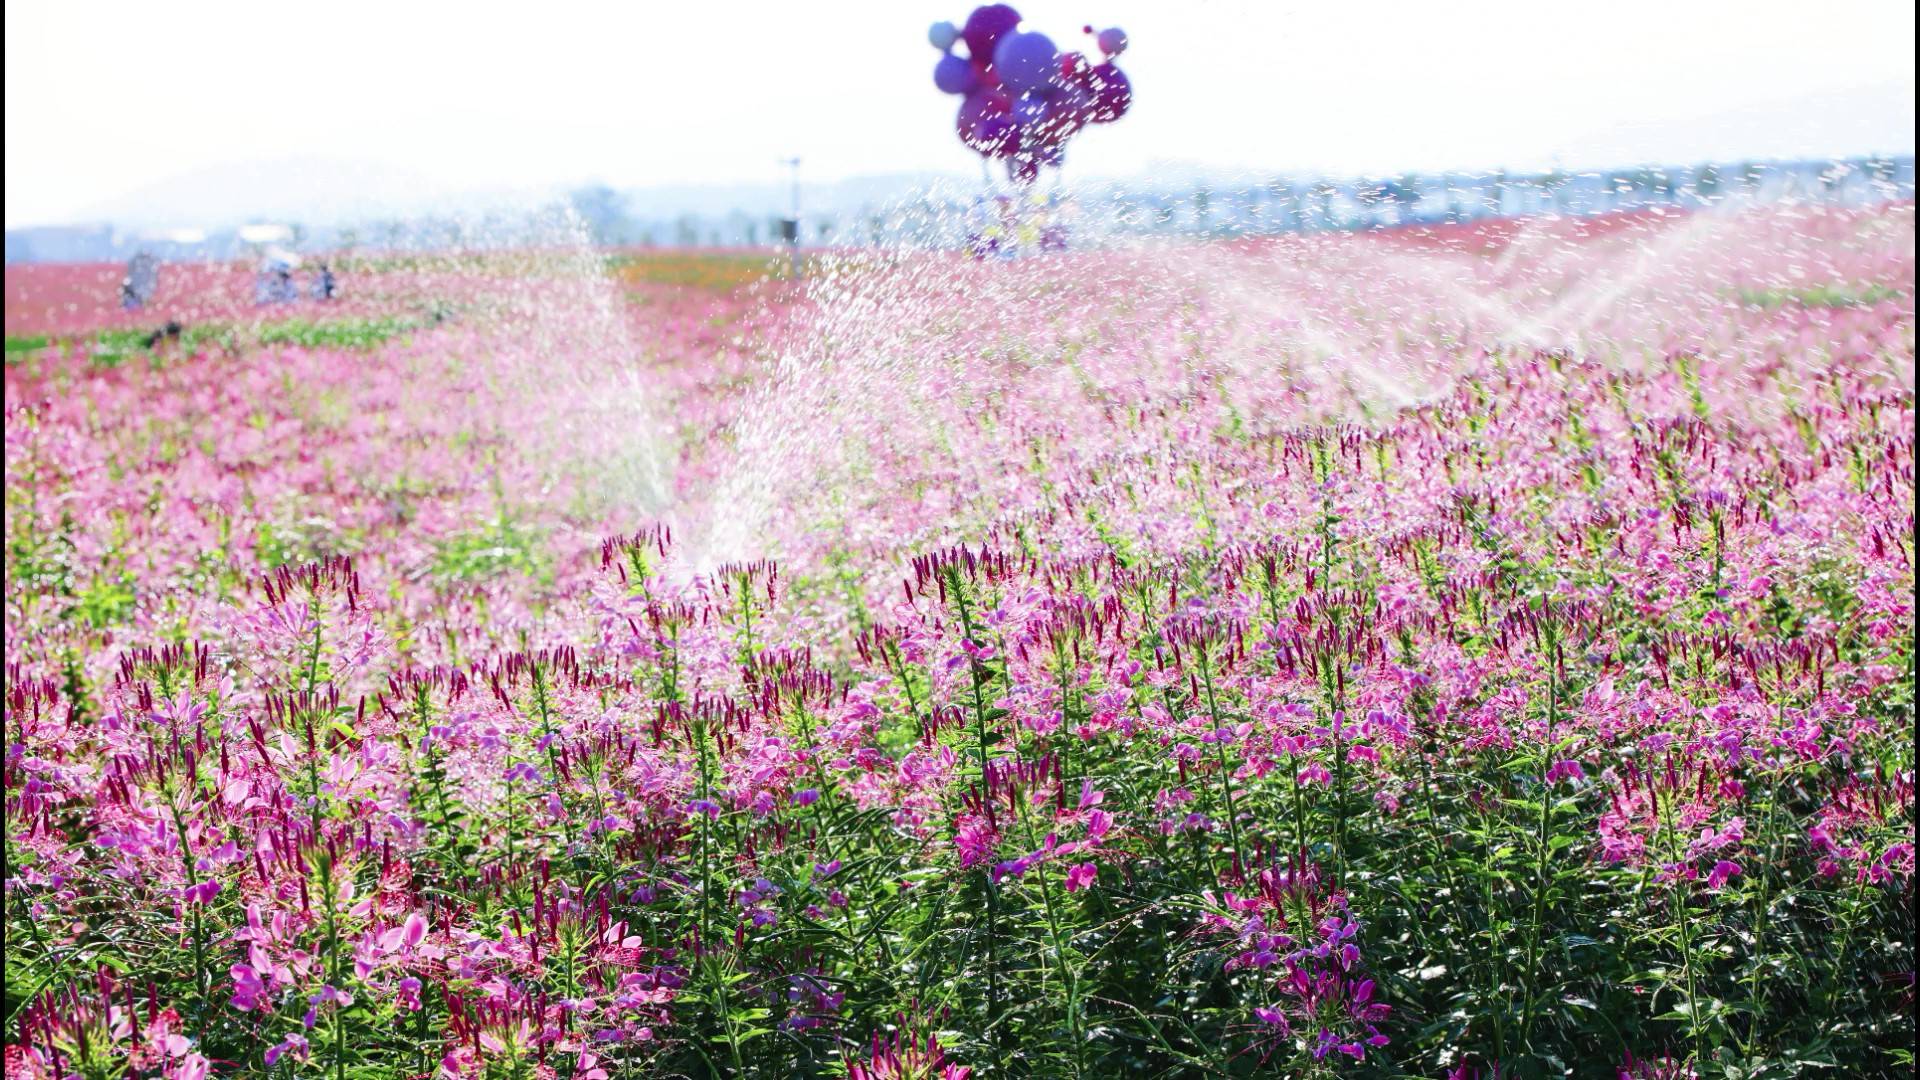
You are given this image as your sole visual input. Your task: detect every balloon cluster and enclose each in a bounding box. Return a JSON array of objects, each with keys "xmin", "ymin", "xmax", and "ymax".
[{"xmin": 930, "ymin": 6, "xmax": 1132, "ymax": 185}]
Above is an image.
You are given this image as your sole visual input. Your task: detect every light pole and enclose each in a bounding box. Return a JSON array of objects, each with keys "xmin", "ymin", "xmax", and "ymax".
[{"xmin": 780, "ymin": 156, "xmax": 802, "ymax": 276}]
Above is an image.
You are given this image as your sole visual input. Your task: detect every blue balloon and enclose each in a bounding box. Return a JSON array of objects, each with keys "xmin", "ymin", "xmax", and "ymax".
[
  {"xmin": 934, "ymin": 53, "xmax": 978, "ymax": 95},
  {"xmin": 992, "ymin": 31, "xmax": 1058, "ymax": 95}
]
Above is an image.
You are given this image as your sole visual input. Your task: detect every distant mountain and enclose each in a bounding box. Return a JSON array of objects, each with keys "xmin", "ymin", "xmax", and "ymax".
[
  {"xmin": 68, "ymin": 157, "xmax": 557, "ymax": 231},
  {"xmin": 1547, "ymin": 82, "xmax": 1916, "ymax": 174},
  {"xmin": 620, "ymin": 173, "xmax": 974, "ymax": 220},
  {"xmin": 53, "ymin": 158, "xmax": 985, "ymax": 236}
]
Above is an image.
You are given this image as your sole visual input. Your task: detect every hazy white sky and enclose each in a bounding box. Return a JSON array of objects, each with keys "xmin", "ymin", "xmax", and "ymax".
[{"xmin": 5, "ymin": 0, "xmax": 1914, "ymax": 227}]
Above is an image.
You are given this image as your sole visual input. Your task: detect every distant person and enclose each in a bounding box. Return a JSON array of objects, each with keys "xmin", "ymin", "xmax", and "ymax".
[
  {"xmin": 312, "ymin": 261, "xmax": 337, "ymax": 301},
  {"xmin": 1039, "ymin": 193, "xmax": 1069, "ymax": 251},
  {"xmin": 121, "ymin": 253, "xmax": 158, "ymax": 309},
  {"xmin": 996, "ymin": 197, "xmax": 1025, "ymax": 259},
  {"xmin": 257, "ymin": 253, "xmax": 297, "ymax": 304},
  {"xmin": 965, "ymin": 195, "xmax": 993, "ymax": 260},
  {"xmin": 140, "ymin": 320, "xmax": 184, "ymax": 351}
]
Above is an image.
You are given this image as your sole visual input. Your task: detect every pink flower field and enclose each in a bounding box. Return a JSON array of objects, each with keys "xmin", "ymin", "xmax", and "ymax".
[{"xmin": 3, "ymin": 203, "xmax": 1915, "ymax": 1079}]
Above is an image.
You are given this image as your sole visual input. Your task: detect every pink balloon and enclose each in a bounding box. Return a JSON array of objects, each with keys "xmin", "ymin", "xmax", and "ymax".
[
  {"xmin": 961, "ymin": 4, "xmax": 1022, "ymax": 62},
  {"xmin": 972, "ymin": 56, "xmax": 1002, "ymax": 91},
  {"xmin": 1043, "ymin": 82, "xmax": 1092, "ymax": 139},
  {"xmin": 986, "ymin": 117, "xmax": 1022, "ymax": 159}
]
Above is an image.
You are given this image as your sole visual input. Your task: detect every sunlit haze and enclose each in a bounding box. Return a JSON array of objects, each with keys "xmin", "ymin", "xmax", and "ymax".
[
  {"xmin": 5, "ymin": 0, "xmax": 1914, "ymax": 227},
  {"xmin": 5, "ymin": 0, "xmax": 1916, "ymax": 1072}
]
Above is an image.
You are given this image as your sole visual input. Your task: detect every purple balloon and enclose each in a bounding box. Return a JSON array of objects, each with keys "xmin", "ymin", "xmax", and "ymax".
[
  {"xmin": 961, "ymin": 4, "xmax": 1021, "ymax": 62},
  {"xmin": 1045, "ymin": 82, "xmax": 1092, "ymax": 138},
  {"xmin": 993, "ymin": 31, "xmax": 1058, "ymax": 95},
  {"xmin": 1086, "ymin": 63, "xmax": 1131, "ymax": 122},
  {"xmin": 1011, "ymin": 92, "xmax": 1049, "ymax": 126},
  {"xmin": 934, "ymin": 53, "xmax": 978, "ymax": 95},
  {"xmin": 981, "ymin": 115, "xmax": 1021, "ymax": 158},
  {"xmin": 957, "ymin": 90, "xmax": 1015, "ymax": 156}
]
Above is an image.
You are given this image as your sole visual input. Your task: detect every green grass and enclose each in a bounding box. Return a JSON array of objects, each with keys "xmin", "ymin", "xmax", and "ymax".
[
  {"xmin": 6, "ymin": 317, "xmax": 426, "ymax": 370},
  {"xmin": 431, "ymin": 515, "xmax": 550, "ymax": 584},
  {"xmin": 73, "ymin": 575, "xmax": 137, "ymax": 629},
  {"xmin": 256, "ymin": 315, "xmax": 424, "ymax": 350},
  {"xmin": 1737, "ymin": 283, "xmax": 1904, "ymax": 310},
  {"xmin": 607, "ymin": 251, "xmax": 787, "ymax": 291}
]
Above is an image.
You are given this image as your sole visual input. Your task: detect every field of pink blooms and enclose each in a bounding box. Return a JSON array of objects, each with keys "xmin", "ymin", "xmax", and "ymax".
[{"xmin": 4, "ymin": 203, "xmax": 1915, "ymax": 1080}]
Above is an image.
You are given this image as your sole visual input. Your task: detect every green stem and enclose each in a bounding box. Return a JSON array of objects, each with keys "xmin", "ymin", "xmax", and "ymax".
[
  {"xmin": 1660, "ymin": 774, "xmax": 1707, "ymax": 1070},
  {"xmin": 1740, "ymin": 759, "xmax": 1784, "ymax": 1057},
  {"xmin": 1521, "ymin": 638, "xmax": 1559, "ymax": 1047},
  {"xmin": 1017, "ymin": 793, "xmax": 1086, "ymax": 1078},
  {"xmin": 530, "ymin": 664, "xmax": 574, "ymax": 849},
  {"xmin": 948, "ymin": 568, "xmax": 1005, "ymax": 1074},
  {"xmin": 165, "ymin": 794, "xmax": 209, "ymax": 1012},
  {"xmin": 1197, "ymin": 650, "xmax": 1245, "ymax": 877}
]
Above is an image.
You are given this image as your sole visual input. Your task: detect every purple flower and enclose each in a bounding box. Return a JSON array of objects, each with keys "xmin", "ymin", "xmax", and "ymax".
[
  {"xmin": 1064, "ymin": 862, "xmax": 1097, "ymax": 892},
  {"xmin": 229, "ymin": 964, "xmax": 270, "ymax": 1012},
  {"xmin": 1706, "ymin": 859, "xmax": 1741, "ymax": 891},
  {"xmin": 1546, "ymin": 759, "xmax": 1586, "ymax": 785},
  {"xmin": 265, "ymin": 1034, "xmax": 310, "ymax": 1067}
]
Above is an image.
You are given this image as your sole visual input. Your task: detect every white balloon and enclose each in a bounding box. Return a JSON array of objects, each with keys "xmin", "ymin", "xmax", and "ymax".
[{"xmin": 929, "ymin": 21, "xmax": 960, "ymax": 51}]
